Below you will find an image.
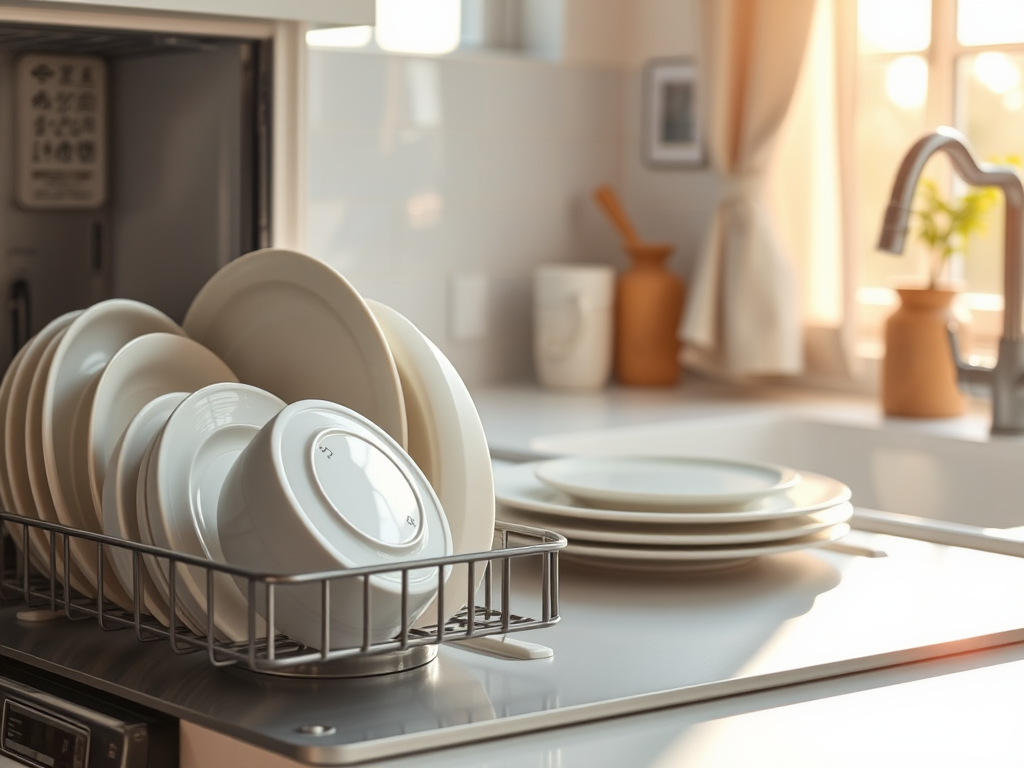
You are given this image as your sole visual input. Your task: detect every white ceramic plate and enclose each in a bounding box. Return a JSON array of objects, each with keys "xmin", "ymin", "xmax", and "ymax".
[
  {"xmin": 534, "ymin": 455, "xmax": 801, "ymax": 510},
  {"xmin": 502, "ymin": 502, "xmax": 853, "ymax": 546},
  {"xmin": 5, "ymin": 312, "xmax": 81, "ymax": 571},
  {"xmin": 150, "ymin": 383, "xmax": 283, "ymax": 641},
  {"xmin": 183, "ymin": 248, "xmax": 407, "ymax": 448},
  {"xmin": 25, "ymin": 328, "xmax": 95, "ymax": 595},
  {"xmin": 42, "ymin": 300, "xmax": 181, "ymax": 606},
  {"xmin": 0, "ymin": 340, "xmax": 31, "ymax": 556},
  {"xmin": 135, "ymin": 428, "xmax": 207, "ymax": 636},
  {"xmin": 88, "ymin": 332, "xmax": 237, "ymax": 522},
  {"xmin": 561, "ymin": 524, "xmax": 851, "ymax": 569},
  {"xmin": 0, "ymin": 340, "xmax": 29, "ymax": 514},
  {"xmin": 102, "ymin": 392, "xmax": 188, "ymax": 627},
  {"xmin": 44, "ymin": 300, "xmax": 182, "ymax": 533},
  {"xmin": 368, "ymin": 301, "xmax": 495, "ymax": 628},
  {"xmin": 495, "ymin": 462, "xmax": 851, "ymax": 525}
]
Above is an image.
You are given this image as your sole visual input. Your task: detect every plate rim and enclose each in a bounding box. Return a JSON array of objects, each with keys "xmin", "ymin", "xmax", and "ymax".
[
  {"xmin": 495, "ymin": 462, "xmax": 852, "ymax": 525},
  {"xmin": 562, "ymin": 523, "xmax": 851, "ymax": 561},
  {"xmin": 534, "ymin": 455, "xmax": 801, "ymax": 508},
  {"xmin": 151, "ymin": 382, "xmax": 284, "ymax": 641},
  {"xmin": 87, "ymin": 331, "xmax": 238, "ymax": 524},
  {"xmin": 503, "ymin": 502, "xmax": 854, "ymax": 546},
  {"xmin": 367, "ymin": 300, "xmax": 495, "ymax": 627},
  {"xmin": 182, "ymin": 247, "xmax": 407, "ymax": 449}
]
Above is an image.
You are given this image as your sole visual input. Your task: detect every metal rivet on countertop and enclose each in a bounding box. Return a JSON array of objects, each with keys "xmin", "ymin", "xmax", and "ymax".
[{"xmin": 296, "ymin": 725, "xmax": 336, "ymax": 737}]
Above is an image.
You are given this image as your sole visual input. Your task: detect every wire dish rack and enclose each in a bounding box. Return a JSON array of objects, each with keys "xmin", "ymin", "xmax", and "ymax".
[{"xmin": 0, "ymin": 512, "xmax": 565, "ymax": 678}]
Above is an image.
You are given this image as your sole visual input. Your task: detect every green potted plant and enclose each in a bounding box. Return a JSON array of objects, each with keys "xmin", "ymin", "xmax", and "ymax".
[
  {"xmin": 882, "ymin": 176, "xmax": 1000, "ymax": 418},
  {"xmin": 913, "ymin": 177, "xmax": 998, "ymax": 289}
]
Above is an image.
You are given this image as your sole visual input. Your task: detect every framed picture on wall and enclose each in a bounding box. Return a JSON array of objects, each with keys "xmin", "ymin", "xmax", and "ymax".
[{"xmin": 644, "ymin": 58, "xmax": 703, "ymax": 167}]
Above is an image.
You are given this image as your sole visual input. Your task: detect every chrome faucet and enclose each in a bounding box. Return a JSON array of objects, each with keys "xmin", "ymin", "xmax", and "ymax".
[{"xmin": 877, "ymin": 127, "xmax": 1024, "ymax": 434}]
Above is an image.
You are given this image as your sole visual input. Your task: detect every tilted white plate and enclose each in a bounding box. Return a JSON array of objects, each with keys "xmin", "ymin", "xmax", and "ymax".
[
  {"xmin": 368, "ymin": 301, "xmax": 495, "ymax": 627},
  {"xmin": 5, "ymin": 312, "xmax": 81, "ymax": 571},
  {"xmin": 149, "ymin": 383, "xmax": 283, "ymax": 641},
  {"xmin": 136, "ymin": 427, "xmax": 207, "ymax": 636},
  {"xmin": 502, "ymin": 502, "xmax": 853, "ymax": 546},
  {"xmin": 44, "ymin": 300, "xmax": 182, "ymax": 534},
  {"xmin": 42, "ymin": 300, "xmax": 182, "ymax": 606},
  {"xmin": 496, "ymin": 462, "xmax": 851, "ymax": 525},
  {"xmin": 183, "ymin": 248, "xmax": 407, "ymax": 448},
  {"xmin": 534, "ymin": 455, "xmax": 800, "ymax": 510},
  {"xmin": 561, "ymin": 524, "xmax": 851, "ymax": 569},
  {"xmin": 0, "ymin": 340, "xmax": 31, "ymax": 557},
  {"xmin": 0, "ymin": 340, "xmax": 29, "ymax": 514},
  {"xmin": 102, "ymin": 391, "xmax": 188, "ymax": 627},
  {"xmin": 26, "ymin": 328, "xmax": 94, "ymax": 595},
  {"xmin": 88, "ymin": 332, "xmax": 237, "ymax": 523}
]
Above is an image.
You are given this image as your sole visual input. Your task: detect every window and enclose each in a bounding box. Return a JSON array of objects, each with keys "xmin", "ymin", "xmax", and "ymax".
[
  {"xmin": 307, "ymin": 0, "xmax": 461, "ymax": 55},
  {"xmin": 856, "ymin": 0, "xmax": 1024, "ymax": 359},
  {"xmin": 306, "ymin": 0, "xmax": 551, "ymax": 57}
]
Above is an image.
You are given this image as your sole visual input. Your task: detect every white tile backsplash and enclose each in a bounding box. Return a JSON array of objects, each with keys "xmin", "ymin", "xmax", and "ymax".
[{"xmin": 308, "ymin": 47, "xmax": 628, "ymax": 386}]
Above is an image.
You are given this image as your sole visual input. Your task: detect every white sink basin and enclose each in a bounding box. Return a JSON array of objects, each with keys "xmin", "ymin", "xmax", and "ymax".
[{"xmin": 532, "ymin": 412, "xmax": 1024, "ymax": 533}]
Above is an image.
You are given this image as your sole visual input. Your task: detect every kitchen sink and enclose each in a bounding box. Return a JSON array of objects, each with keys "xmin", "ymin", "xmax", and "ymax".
[{"xmin": 531, "ymin": 411, "xmax": 1024, "ymax": 534}]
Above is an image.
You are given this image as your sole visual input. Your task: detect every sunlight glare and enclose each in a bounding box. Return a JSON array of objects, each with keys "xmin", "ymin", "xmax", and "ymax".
[
  {"xmin": 858, "ymin": 0, "xmax": 931, "ymax": 53},
  {"xmin": 958, "ymin": 0, "xmax": 1024, "ymax": 46},
  {"xmin": 1004, "ymin": 89, "xmax": 1024, "ymax": 112},
  {"xmin": 376, "ymin": 0, "xmax": 461, "ymax": 55},
  {"xmin": 973, "ymin": 52, "xmax": 1021, "ymax": 94},
  {"xmin": 885, "ymin": 56, "xmax": 929, "ymax": 109},
  {"xmin": 306, "ymin": 26, "xmax": 373, "ymax": 48}
]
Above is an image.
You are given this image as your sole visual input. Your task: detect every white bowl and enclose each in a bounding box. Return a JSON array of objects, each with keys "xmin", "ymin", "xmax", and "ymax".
[{"xmin": 218, "ymin": 399, "xmax": 453, "ymax": 650}]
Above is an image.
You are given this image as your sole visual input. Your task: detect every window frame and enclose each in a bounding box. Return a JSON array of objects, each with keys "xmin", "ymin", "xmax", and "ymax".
[{"xmin": 855, "ymin": 0, "xmax": 1024, "ymax": 364}]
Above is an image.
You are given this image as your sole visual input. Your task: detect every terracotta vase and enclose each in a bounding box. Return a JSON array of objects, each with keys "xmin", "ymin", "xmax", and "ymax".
[
  {"xmin": 882, "ymin": 287, "xmax": 965, "ymax": 417},
  {"xmin": 615, "ymin": 243, "xmax": 686, "ymax": 386}
]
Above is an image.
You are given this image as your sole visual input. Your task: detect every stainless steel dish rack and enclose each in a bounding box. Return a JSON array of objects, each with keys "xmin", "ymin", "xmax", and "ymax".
[{"xmin": 0, "ymin": 512, "xmax": 565, "ymax": 678}]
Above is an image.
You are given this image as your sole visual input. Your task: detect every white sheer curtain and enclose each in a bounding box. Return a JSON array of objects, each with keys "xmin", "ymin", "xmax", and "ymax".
[
  {"xmin": 681, "ymin": 0, "xmax": 817, "ymax": 377},
  {"xmin": 766, "ymin": 0, "xmax": 860, "ymax": 381}
]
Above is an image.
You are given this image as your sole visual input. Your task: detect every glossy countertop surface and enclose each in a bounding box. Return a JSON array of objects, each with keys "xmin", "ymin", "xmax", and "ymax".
[
  {"xmin": 472, "ymin": 378, "xmax": 997, "ymax": 457},
  {"xmin": 452, "ymin": 381, "xmax": 1024, "ymax": 768},
  {"xmin": 8, "ymin": 380, "xmax": 1024, "ymax": 767}
]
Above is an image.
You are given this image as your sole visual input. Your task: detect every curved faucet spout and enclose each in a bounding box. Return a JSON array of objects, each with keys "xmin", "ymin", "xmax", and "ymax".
[{"xmin": 876, "ymin": 126, "xmax": 1024, "ymax": 340}]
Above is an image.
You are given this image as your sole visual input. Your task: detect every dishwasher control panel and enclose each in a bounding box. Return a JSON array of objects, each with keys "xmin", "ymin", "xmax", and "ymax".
[
  {"xmin": 0, "ymin": 665, "xmax": 175, "ymax": 768},
  {"xmin": 2, "ymin": 699, "xmax": 89, "ymax": 768}
]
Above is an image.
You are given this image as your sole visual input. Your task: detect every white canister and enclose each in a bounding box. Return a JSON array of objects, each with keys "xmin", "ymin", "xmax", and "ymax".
[{"xmin": 534, "ymin": 263, "xmax": 615, "ymax": 390}]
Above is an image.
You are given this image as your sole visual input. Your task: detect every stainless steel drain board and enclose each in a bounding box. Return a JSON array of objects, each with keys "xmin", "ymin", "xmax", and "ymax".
[{"xmin": 4, "ymin": 529, "xmax": 1024, "ymax": 765}]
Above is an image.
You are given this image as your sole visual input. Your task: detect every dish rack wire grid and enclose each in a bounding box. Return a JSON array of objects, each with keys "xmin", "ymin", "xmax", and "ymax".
[{"xmin": 0, "ymin": 512, "xmax": 565, "ymax": 675}]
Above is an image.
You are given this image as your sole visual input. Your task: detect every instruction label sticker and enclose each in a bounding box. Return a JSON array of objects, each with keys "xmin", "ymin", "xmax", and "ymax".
[{"xmin": 16, "ymin": 53, "xmax": 107, "ymax": 209}]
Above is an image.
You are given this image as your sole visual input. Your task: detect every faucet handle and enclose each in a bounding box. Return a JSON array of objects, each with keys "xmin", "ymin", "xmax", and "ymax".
[{"xmin": 946, "ymin": 321, "xmax": 993, "ymax": 392}]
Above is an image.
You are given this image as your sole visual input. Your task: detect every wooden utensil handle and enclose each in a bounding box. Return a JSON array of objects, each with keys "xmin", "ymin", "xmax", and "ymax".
[{"xmin": 594, "ymin": 185, "xmax": 641, "ymax": 246}]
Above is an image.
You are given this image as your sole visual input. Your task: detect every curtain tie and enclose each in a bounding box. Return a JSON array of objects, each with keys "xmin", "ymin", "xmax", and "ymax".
[{"xmin": 718, "ymin": 173, "xmax": 765, "ymax": 205}]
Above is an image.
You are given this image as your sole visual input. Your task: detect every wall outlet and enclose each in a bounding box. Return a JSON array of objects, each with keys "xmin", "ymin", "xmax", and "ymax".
[{"xmin": 448, "ymin": 273, "xmax": 490, "ymax": 341}]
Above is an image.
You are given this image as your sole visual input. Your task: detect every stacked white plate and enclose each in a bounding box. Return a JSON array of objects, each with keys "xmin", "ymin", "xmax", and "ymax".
[
  {"xmin": 495, "ymin": 456, "xmax": 852, "ymax": 571},
  {"xmin": 0, "ymin": 248, "xmax": 496, "ymax": 642}
]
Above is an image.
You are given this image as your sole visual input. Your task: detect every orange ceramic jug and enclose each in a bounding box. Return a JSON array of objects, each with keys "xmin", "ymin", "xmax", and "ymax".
[
  {"xmin": 615, "ymin": 243, "xmax": 685, "ymax": 386},
  {"xmin": 882, "ymin": 287, "xmax": 965, "ymax": 417}
]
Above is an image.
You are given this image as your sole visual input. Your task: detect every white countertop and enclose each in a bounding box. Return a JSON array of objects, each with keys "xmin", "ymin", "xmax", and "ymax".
[
  {"xmin": 404, "ymin": 380, "xmax": 1021, "ymax": 768},
  {"xmin": 180, "ymin": 379, "xmax": 1023, "ymax": 768},
  {"xmin": 472, "ymin": 377, "xmax": 996, "ymax": 456}
]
